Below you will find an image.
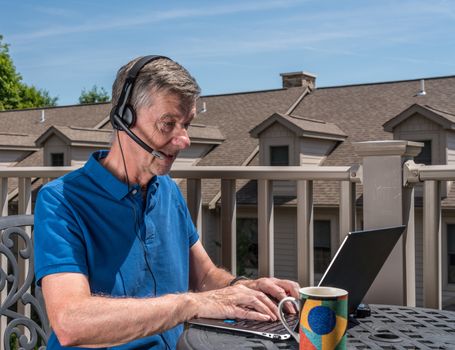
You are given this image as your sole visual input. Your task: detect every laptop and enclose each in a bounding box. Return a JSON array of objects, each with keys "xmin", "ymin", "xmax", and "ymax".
[{"xmin": 188, "ymin": 225, "xmax": 406, "ymax": 340}]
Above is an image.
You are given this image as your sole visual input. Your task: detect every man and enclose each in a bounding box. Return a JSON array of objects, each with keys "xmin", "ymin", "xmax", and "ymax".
[{"xmin": 34, "ymin": 56, "xmax": 299, "ymax": 350}]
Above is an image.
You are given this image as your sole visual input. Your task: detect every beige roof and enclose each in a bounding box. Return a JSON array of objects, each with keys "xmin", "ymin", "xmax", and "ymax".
[
  {"xmin": 292, "ymin": 76, "xmax": 455, "ymax": 169},
  {"xmin": 0, "ymin": 133, "xmax": 39, "ymax": 149},
  {"xmin": 35, "ymin": 125, "xmax": 112, "ymax": 147},
  {"xmin": 0, "ymin": 103, "xmax": 111, "ymax": 136},
  {"xmin": 250, "ymin": 112, "xmax": 347, "ymax": 140},
  {"xmin": 187, "ymin": 124, "xmax": 224, "ymax": 144},
  {"xmin": 184, "ymin": 87, "xmax": 306, "ymax": 203},
  {"xmin": 383, "ymin": 103, "xmax": 455, "ymax": 132}
]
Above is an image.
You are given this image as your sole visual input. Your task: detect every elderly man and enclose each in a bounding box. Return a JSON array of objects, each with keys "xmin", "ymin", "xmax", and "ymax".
[{"xmin": 34, "ymin": 56, "xmax": 299, "ymax": 350}]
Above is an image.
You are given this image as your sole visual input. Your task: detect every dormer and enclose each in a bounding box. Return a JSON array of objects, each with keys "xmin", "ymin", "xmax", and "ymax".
[
  {"xmin": 250, "ymin": 112, "xmax": 346, "ymax": 167},
  {"xmin": 383, "ymin": 103, "xmax": 455, "ymax": 197},
  {"xmin": 35, "ymin": 123, "xmax": 225, "ymax": 167},
  {"xmin": 383, "ymin": 104, "xmax": 455, "ymax": 166},
  {"xmin": 35, "ymin": 126, "xmax": 111, "ymax": 166}
]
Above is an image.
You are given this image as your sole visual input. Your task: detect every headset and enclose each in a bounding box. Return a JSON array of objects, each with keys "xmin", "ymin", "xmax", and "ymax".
[{"xmin": 110, "ymin": 55, "xmax": 172, "ymax": 160}]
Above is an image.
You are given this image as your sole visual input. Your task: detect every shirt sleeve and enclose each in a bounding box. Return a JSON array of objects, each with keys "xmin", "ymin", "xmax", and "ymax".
[{"xmin": 34, "ymin": 184, "xmax": 88, "ymax": 285}]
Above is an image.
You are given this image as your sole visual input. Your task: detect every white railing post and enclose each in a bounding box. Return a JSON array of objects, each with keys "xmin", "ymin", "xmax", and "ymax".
[
  {"xmin": 187, "ymin": 179, "xmax": 203, "ymax": 241},
  {"xmin": 297, "ymin": 180, "xmax": 313, "ymax": 287},
  {"xmin": 257, "ymin": 179, "xmax": 274, "ymax": 277},
  {"xmin": 354, "ymin": 140, "xmax": 422, "ymax": 306},
  {"xmin": 423, "ymin": 180, "xmax": 442, "ymax": 309},
  {"xmin": 221, "ymin": 179, "xmax": 237, "ymax": 274}
]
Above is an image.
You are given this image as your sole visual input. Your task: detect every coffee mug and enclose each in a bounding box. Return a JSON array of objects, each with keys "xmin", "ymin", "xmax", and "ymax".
[{"xmin": 278, "ymin": 286, "xmax": 348, "ymax": 350}]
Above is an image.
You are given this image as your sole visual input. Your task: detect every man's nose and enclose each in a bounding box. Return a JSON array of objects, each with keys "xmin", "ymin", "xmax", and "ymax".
[{"xmin": 172, "ymin": 128, "xmax": 191, "ymax": 149}]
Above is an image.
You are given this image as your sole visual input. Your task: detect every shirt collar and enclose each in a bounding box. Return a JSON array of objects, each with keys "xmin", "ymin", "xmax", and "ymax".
[{"xmin": 83, "ymin": 150, "xmax": 133, "ymax": 200}]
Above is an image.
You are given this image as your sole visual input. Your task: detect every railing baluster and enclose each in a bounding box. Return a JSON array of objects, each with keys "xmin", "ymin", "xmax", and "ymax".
[
  {"xmin": 0, "ymin": 178, "xmax": 7, "ymax": 217},
  {"xmin": 18, "ymin": 177, "xmax": 32, "ymax": 215},
  {"xmin": 221, "ymin": 179, "xmax": 236, "ymax": 274},
  {"xmin": 187, "ymin": 179, "xmax": 202, "ymax": 241},
  {"xmin": 403, "ymin": 185, "xmax": 416, "ymax": 306},
  {"xmin": 297, "ymin": 180, "xmax": 314, "ymax": 287},
  {"xmin": 257, "ymin": 179, "xmax": 274, "ymax": 277},
  {"xmin": 423, "ymin": 180, "xmax": 442, "ymax": 309}
]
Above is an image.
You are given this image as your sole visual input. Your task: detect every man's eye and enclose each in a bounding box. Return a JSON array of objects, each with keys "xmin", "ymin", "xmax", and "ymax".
[
  {"xmin": 161, "ymin": 121, "xmax": 175, "ymax": 131},
  {"xmin": 183, "ymin": 123, "xmax": 191, "ymax": 130}
]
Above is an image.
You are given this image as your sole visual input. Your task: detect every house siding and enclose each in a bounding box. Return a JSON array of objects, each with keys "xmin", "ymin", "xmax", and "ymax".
[
  {"xmin": 299, "ymin": 139, "xmax": 334, "ymax": 166},
  {"xmin": 274, "ymin": 207, "xmax": 298, "ymax": 280},
  {"xmin": 0, "ymin": 150, "xmax": 32, "ymax": 166},
  {"xmin": 177, "ymin": 144, "xmax": 213, "ymax": 166},
  {"xmin": 446, "ymin": 131, "xmax": 455, "ymax": 166},
  {"xmin": 71, "ymin": 146, "xmax": 103, "ymax": 166}
]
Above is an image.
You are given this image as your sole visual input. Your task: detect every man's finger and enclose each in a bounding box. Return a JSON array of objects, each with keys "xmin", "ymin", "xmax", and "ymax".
[
  {"xmin": 236, "ymin": 307, "xmax": 271, "ymax": 321},
  {"xmin": 248, "ymin": 293, "xmax": 278, "ymax": 321}
]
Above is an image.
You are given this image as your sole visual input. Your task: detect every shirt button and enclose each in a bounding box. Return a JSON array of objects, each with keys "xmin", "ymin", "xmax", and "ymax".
[{"xmin": 132, "ymin": 189, "xmax": 138, "ymax": 195}]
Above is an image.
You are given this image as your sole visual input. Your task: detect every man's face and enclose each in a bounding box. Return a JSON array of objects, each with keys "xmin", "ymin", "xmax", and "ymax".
[{"xmin": 131, "ymin": 90, "xmax": 195, "ymax": 176}]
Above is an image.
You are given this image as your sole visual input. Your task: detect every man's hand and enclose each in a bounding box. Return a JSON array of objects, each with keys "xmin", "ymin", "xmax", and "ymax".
[
  {"xmin": 236, "ymin": 277, "xmax": 300, "ymax": 315},
  {"xmin": 190, "ymin": 284, "xmax": 279, "ymax": 321}
]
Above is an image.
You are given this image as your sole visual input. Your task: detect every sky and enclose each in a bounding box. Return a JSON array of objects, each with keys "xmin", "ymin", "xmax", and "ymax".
[{"xmin": 2, "ymin": 0, "xmax": 455, "ymax": 106}]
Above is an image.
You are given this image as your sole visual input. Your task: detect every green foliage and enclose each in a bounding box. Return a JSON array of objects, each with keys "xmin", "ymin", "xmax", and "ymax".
[
  {"xmin": 236, "ymin": 218, "xmax": 258, "ymax": 278},
  {"xmin": 79, "ymin": 85, "xmax": 110, "ymax": 104},
  {"xmin": 0, "ymin": 35, "xmax": 58, "ymax": 110}
]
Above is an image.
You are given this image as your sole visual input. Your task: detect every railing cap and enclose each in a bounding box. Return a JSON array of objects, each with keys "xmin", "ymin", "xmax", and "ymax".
[{"xmin": 354, "ymin": 140, "xmax": 423, "ymax": 157}]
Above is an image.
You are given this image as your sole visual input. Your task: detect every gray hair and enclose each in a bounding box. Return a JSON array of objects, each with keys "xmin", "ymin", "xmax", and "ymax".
[{"xmin": 112, "ymin": 56, "xmax": 200, "ymax": 111}]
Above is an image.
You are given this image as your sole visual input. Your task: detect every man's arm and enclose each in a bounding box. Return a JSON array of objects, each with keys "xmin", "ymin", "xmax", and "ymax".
[
  {"xmin": 43, "ymin": 257, "xmax": 279, "ymax": 348},
  {"xmin": 42, "ymin": 273, "xmax": 196, "ymax": 348},
  {"xmin": 189, "ymin": 240, "xmax": 300, "ymax": 316},
  {"xmin": 189, "ymin": 240, "xmax": 234, "ymax": 291}
]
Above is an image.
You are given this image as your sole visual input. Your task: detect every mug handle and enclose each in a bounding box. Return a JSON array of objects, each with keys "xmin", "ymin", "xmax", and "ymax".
[{"xmin": 278, "ymin": 296, "xmax": 300, "ymax": 343}]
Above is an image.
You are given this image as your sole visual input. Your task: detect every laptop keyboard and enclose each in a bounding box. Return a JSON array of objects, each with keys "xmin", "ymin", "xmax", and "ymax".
[{"xmin": 227, "ymin": 313, "xmax": 299, "ymax": 334}]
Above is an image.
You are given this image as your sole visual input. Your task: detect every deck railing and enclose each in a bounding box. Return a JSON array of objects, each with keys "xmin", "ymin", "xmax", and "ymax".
[
  {"xmin": 170, "ymin": 165, "xmax": 360, "ymax": 286},
  {"xmin": 0, "ymin": 164, "xmax": 359, "ymax": 289},
  {"xmin": 405, "ymin": 161, "xmax": 455, "ymax": 309},
  {"xmin": 0, "ymin": 139, "xmax": 451, "ymax": 310}
]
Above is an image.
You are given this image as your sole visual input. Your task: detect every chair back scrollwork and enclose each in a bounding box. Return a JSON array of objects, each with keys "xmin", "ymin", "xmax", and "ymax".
[{"xmin": 0, "ymin": 215, "xmax": 49, "ymax": 350}]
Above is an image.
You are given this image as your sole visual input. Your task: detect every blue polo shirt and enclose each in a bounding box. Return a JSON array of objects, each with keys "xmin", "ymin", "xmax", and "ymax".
[{"xmin": 34, "ymin": 150, "xmax": 199, "ymax": 350}]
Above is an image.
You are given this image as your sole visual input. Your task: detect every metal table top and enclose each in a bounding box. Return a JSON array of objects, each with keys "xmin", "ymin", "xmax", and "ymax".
[{"xmin": 177, "ymin": 304, "xmax": 455, "ymax": 350}]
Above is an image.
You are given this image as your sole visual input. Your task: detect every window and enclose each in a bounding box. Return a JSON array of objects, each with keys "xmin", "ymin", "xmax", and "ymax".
[
  {"xmin": 270, "ymin": 146, "xmax": 289, "ymax": 166},
  {"xmin": 314, "ymin": 220, "xmax": 331, "ymax": 274},
  {"xmin": 414, "ymin": 140, "xmax": 432, "ymax": 165},
  {"xmin": 236, "ymin": 218, "xmax": 258, "ymax": 278},
  {"xmin": 51, "ymin": 153, "xmax": 64, "ymax": 166},
  {"xmin": 448, "ymin": 224, "xmax": 455, "ymax": 284}
]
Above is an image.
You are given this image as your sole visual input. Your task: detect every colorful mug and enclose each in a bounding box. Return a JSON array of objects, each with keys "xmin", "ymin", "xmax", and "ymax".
[{"xmin": 278, "ymin": 286, "xmax": 348, "ymax": 350}]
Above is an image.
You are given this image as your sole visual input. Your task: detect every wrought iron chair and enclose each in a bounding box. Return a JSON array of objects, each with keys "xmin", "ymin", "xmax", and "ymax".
[{"xmin": 0, "ymin": 215, "xmax": 50, "ymax": 350}]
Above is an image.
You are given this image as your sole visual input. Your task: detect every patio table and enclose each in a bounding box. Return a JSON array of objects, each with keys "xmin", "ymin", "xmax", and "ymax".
[{"xmin": 177, "ymin": 304, "xmax": 455, "ymax": 350}]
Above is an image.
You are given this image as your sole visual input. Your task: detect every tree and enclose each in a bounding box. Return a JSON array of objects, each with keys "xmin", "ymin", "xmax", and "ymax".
[
  {"xmin": 78, "ymin": 85, "xmax": 110, "ymax": 104},
  {"xmin": 0, "ymin": 35, "xmax": 58, "ymax": 110}
]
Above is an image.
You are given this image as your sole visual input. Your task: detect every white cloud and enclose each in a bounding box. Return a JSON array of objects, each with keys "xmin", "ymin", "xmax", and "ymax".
[{"xmin": 10, "ymin": 0, "xmax": 307, "ymax": 42}]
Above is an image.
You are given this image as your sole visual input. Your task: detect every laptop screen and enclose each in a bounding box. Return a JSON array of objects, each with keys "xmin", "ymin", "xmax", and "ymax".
[{"xmin": 318, "ymin": 225, "xmax": 406, "ymax": 314}]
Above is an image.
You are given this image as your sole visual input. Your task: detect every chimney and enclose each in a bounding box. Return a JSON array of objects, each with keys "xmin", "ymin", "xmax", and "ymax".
[{"xmin": 280, "ymin": 71, "xmax": 317, "ymax": 89}]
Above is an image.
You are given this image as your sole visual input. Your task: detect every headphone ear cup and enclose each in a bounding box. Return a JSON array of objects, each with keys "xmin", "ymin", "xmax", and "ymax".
[{"xmin": 122, "ymin": 105, "xmax": 136, "ymax": 128}]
